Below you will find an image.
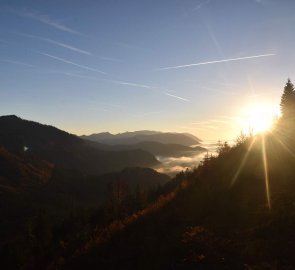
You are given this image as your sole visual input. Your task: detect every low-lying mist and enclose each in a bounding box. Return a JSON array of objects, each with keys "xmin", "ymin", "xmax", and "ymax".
[{"xmin": 154, "ymin": 141, "xmax": 220, "ymax": 176}]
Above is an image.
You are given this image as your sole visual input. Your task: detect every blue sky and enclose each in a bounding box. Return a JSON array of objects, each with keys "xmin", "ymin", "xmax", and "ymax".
[{"xmin": 1, "ymin": 0, "xmax": 294, "ymax": 140}]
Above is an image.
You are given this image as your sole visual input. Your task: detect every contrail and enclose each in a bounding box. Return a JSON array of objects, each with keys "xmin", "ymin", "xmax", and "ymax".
[
  {"xmin": 96, "ymin": 55, "xmax": 122, "ymax": 63},
  {"xmin": 103, "ymin": 80, "xmax": 190, "ymax": 101},
  {"xmin": 110, "ymin": 80, "xmax": 152, "ymax": 89},
  {"xmin": 156, "ymin": 53, "xmax": 276, "ymax": 71},
  {"xmin": 1, "ymin": 59, "xmax": 35, "ymax": 68},
  {"xmin": 42, "ymin": 38, "xmax": 91, "ymax": 55},
  {"xmin": 13, "ymin": 32, "xmax": 122, "ymax": 62},
  {"xmin": 51, "ymin": 70, "xmax": 189, "ymax": 102},
  {"xmin": 164, "ymin": 93, "xmax": 189, "ymax": 102},
  {"xmin": 57, "ymin": 72, "xmax": 152, "ymax": 89},
  {"xmin": 19, "ymin": 32, "xmax": 91, "ymax": 55},
  {"xmin": 9, "ymin": 8, "xmax": 82, "ymax": 36},
  {"xmin": 38, "ymin": 52, "xmax": 106, "ymax": 74}
]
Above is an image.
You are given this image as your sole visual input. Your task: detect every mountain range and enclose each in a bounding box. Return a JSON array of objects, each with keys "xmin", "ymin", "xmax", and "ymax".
[
  {"xmin": 0, "ymin": 114, "xmax": 211, "ymax": 270},
  {"xmin": 0, "ymin": 115, "xmax": 172, "ymax": 250},
  {"xmin": 61, "ymin": 125, "xmax": 295, "ymax": 270},
  {"xmin": 81, "ymin": 131, "xmax": 205, "ymax": 157},
  {"xmin": 81, "ymin": 130, "xmax": 201, "ymax": 146},
  {"xmin": 5, "ymin": 114, "xmax": 295, "ymax": 269},
  {"xmin": 0, "ymin": 115, "xmax": 159, "ymax": 176},
  {"xmin": 87, "ymin": 140, "xmax": 206, "ymax": 157},
  {"xmin": 0, "ymin": 115, "xmax": 207, "ymax": 196}
]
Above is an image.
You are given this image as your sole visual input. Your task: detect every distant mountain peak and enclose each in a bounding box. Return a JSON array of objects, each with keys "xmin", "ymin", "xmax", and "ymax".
[
  {"xmin": 0, "ymin": 115, "xmax": 21, "ymax": 120},
  {"xmin": 81, "ymin": 130, "xmax": 201, "ymax": 146}
]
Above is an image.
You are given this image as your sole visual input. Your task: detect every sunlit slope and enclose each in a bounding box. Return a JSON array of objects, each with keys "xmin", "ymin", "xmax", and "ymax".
[{"xmin": 65, "ymin": 129, "xmax": 295, "ymax": 269}]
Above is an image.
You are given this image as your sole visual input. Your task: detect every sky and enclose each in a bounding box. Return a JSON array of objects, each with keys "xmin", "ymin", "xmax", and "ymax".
[{"xmin": 1, "ymin": 0, "xmax": 295, "ymax": 141}]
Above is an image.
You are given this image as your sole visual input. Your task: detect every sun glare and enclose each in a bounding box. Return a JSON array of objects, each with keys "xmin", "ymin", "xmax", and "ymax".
[{"xmin": 239, "ymin": 102, "xmax": 279, "ymax": 135}]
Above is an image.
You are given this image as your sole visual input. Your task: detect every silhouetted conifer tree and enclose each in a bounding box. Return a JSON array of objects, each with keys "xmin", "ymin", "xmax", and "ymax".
[{"xmin": 280, "ymin": 78, "xmax": 295, "ymax": 119}]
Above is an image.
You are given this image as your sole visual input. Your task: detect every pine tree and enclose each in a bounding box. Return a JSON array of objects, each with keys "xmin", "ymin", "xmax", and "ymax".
[{"xmin": 280, "ymin": 78, "xmax": 295, "ymax": 118}]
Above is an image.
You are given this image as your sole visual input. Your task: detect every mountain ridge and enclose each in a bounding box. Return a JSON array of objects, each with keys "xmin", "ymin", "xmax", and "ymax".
[
  {"xmin": 88, "ymin": 141, "xmax": 207, "ymax": 157},
  {"xmin": 0, "ymin": 115, "xmax": 159, "ymax": 175},
  {"xmin": 81, "ymin": 130, "xmax": 201, "ymax": 146}
]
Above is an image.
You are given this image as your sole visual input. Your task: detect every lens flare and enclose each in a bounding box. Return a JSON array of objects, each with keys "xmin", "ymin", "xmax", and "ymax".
[{"xmin": 230, "ymin": 137, "xmax": 256, "ymax": 187}]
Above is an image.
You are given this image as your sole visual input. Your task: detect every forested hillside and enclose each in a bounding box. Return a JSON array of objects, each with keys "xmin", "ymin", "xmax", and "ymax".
[
  {"xmin": 60, "ymin": 80, "xmax": 295, "ymax": 269},
  {"xmin": 2, "ymin": 80, "xmax": 295, "ymax": 270}
]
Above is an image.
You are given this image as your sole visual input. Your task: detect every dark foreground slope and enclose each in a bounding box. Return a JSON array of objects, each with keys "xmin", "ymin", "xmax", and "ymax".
[
  {"xmin": 64, "ymin": 125, "xmax": 295, "ymax": 270},
  {"xmin": 0, "ymin": 116, "xmax": 171, "ymax": 270}
]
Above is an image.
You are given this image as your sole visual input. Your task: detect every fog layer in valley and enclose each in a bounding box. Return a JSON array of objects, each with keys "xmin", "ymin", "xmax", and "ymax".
[{"xmin": 155, "ymin": 141, "xmax": 220, "ymax": 176}]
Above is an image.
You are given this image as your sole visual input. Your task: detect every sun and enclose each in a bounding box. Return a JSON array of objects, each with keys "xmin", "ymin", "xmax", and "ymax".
[{"xmin": 239, "ymin": 102, "xmax": 279, "ymax": 135}]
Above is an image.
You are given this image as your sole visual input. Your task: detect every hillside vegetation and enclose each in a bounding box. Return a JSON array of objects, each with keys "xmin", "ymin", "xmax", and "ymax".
[
  {"xmin": 2, "ymin": 80, "xmax": 295, "ymax": 270},
  {"xmin": 60, "ymin": 80, "xmax": 295, "ymax": 269}
]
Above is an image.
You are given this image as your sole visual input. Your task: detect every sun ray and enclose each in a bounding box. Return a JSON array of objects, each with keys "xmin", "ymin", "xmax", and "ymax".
[
  {"xmin": 230, "ymin": 137, "xmax": 256, "ymax": 187},
  {"xmin": 262, "ymin": 135, "xmax": 271, "ymax": 209},
  {"xmin": 273, "ymin": 128, "xmax": 295, "ymax": 145},
  {"xmin": 269, "ymin": 130, "xmax": 295, "ymax": 158}
]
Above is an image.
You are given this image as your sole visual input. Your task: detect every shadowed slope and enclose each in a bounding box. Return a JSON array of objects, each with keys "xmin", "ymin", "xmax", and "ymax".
[{"xmin": 0, "ymin": 115, "xmax": 159, "ymax": 175}]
